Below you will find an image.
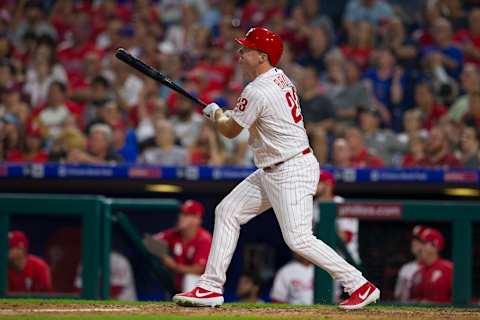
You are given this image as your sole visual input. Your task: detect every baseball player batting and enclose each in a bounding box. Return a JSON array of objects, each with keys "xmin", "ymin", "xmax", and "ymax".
[{"xmin": 173, "ymin": 27, "xmax": 380, "ymax": 310}]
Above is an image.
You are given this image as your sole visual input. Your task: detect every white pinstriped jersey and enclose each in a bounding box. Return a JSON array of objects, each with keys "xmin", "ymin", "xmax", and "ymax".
[{"xmin": 232, "ymin": 68, "xmax": 309, "ymax": 168}]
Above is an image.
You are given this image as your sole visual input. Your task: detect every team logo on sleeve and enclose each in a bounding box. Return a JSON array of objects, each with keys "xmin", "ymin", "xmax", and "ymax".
[{"xmin": 235, "ymin": 97, "xmax": 248, "ymax": 112}]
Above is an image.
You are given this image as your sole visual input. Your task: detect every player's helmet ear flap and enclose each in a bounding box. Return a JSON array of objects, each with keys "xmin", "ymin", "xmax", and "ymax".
[{"xmin": 235, "ymin": 27, "xmax": 284, "ymax": 66}]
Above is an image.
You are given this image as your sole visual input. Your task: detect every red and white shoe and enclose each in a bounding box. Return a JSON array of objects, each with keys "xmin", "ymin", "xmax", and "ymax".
[
  {"xmin": 338, "ymin": 282, "xmax": 380, "ymax": 310},
  {"xmin": 173, "ymin": 287, "xmax": 224, "ymax": 307}
]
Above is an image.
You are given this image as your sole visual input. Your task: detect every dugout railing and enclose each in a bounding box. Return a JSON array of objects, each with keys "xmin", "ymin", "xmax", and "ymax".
[
  {"xmin": 2, "ymin": 195, "xmax": 479, "ymax": 305},
  {"xmin": 315, "ymin": 200, "xmax": 480, "ymax": 306},
  {"xmin": 0, "ymin": 194, "xmax": 180, "ymax": 300}
]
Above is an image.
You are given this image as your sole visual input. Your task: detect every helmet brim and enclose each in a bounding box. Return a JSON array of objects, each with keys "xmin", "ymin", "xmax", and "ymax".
[{"xmin": 235, "ymin": 38, "xmax": 257, "ymax": 50}]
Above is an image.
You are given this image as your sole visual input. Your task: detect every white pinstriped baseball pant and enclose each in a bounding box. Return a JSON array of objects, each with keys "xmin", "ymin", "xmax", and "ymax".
[{"xmin": 197, "ymin": 153, "xmax": 367, "ymax": 295}]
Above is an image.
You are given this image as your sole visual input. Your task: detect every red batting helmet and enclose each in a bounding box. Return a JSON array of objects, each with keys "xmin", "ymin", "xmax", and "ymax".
[
  {"xmin": 419, "ymin": 227, "xmax": 445, "ymax": 251},
  {"xmin": 236, "ymin": 27, "xmax": 284, "ymax": 66},
  {"xmin": 180, "ymin": 200, "xmax": 205, "ymax": 218}
]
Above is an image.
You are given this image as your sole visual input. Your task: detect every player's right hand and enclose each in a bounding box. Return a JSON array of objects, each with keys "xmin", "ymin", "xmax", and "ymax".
[{"xmin": 202, "ymin": 103, "xmax": 220, "ymax": 121}]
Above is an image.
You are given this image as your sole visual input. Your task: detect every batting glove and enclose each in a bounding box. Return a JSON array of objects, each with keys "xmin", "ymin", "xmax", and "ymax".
[{"xmin": 203, "ymin": 103, "xmax": 220, "ymax": 121}]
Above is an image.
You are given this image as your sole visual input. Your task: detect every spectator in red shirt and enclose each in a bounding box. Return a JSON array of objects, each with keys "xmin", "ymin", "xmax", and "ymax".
[
  {"xmin": 144, "ymin": 200, "xmax": 212, "ymax": 293},
  {"xmin": 410, "ymin": 228, "xmax": 453, "ymax": 304},
  {"xmin": 345, "ymin": 126, "xmax": 385, "ymax": 168},
  {"xmin": 56, "ymin": 11, "xmax": 98, "ymax": 84},
  {"xmin": 341, "ymin": 21, "xmax": 375, "ymax": 70},
  {"xmin": 8, "ymin": 230, "xmax": 52, "ymax": 293},
  {"xmin": 412, "ymin": 81, "xmax": 447, "ymax": 131},
  {"xmin": 6, "ymin": 125, "xmax": 48, "ymax": 163},
  {"xmin": 418, "ymin": 126, "xmax": 462, "ymax": 168},
  {"xmin": 455, "ymin": 8, "xmax": 480, "ymax": 66},
  {"xmin": 401, "ymin": 136, "xmax": 427, "ymax": 168}
]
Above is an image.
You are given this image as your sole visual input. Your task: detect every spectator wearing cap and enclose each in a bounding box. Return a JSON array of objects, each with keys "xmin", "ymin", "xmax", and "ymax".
[
  {"xmin": 145, "ymin": 200, "xmax": 212, "ymax": 293},
  {"xmin": 8, "ymin": 230, "xmax": 52, "ymax": 293},
  {"xmin": 359, "ymin": 106, "xmax": 405, "ymax": 167},
  {"xmin": 410, "ymin": 227, "xmax": 453, "ymax": 304},
  {"xmin": 394, "ymin": 225, "xmax": 426, "ymax": 303}
]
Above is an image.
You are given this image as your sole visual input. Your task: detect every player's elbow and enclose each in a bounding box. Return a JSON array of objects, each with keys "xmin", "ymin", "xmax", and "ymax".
[
  {"xmin": 218, "ymin": 118, "xmax": 243, "ymax": 139},
  {"xmin": 222, "ymin": 130, "xmax": 240, "ymax": 139}
]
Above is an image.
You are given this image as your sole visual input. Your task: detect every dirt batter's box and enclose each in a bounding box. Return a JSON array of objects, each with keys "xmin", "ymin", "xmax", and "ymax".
[{"xmin": 315, "ymin": 200, "xmax": 480, "ymax": 306}]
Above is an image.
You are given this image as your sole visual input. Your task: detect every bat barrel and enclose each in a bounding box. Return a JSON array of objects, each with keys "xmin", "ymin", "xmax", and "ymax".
[{"xmin": 114, "ymin": 48, "xmax": 208, "ymax": 108}]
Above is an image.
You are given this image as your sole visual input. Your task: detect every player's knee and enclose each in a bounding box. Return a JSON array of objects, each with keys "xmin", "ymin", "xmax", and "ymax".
[{"xmin": 215, "ymin": 199, "xmax": 234, "ymax": 221}]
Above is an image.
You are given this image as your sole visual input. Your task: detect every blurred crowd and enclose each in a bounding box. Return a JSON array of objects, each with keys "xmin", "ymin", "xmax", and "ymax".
[{"xmin": 0, "ymin": 0, "xmax": 480, "ymax": 168}]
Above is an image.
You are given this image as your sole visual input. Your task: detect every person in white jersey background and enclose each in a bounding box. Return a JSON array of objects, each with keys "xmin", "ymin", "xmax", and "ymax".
[
  {"xmin": 173, "ymin": 27, "xmax": 380, "ymax": 310},
  {"xmin": 270, "ymin": 253, "xmax": 314, "ymax": 305},
  {"xmin": 394, "ymin": 225, "xmax": 425, "ymax": 303}
]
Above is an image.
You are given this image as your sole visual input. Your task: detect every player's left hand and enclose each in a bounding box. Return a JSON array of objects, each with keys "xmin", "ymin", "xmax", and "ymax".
[{"xmin": 203, "ymin": 103, "xmax": 220, "ymax": 121}]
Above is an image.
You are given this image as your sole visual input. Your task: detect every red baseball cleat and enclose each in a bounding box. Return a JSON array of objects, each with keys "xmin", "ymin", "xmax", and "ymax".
[
  {"xmin": 173, "ymin": 287, "xmax": 224, "ymax": 307},
  {"xmin": 338, "ymin": 282, "xmax": 380, "ymax": 310}
]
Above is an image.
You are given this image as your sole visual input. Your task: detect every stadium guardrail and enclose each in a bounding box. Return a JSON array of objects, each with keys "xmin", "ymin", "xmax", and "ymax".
[
  {"xmin": 315, "ymin": 201, "xmax": 480, "ymax": 306},
  {"xmin": 0, "ymin": 194, "xmax": 180, "ymax": 300},
  {"xmin": 0, "ymin": 194, "xmax": 107, "ymax": 299},
  {"xmin": 0, "ymin": 163, "xmax": 478, "ymax": 184}
]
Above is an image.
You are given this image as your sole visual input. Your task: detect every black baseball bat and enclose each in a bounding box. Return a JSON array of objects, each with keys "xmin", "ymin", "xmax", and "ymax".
[{"xmin": 114, "ymin": 48, "xmax": 208, "ymax": 108}]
